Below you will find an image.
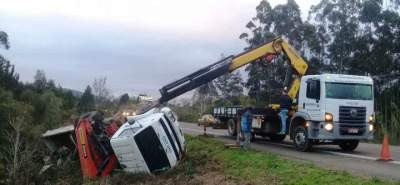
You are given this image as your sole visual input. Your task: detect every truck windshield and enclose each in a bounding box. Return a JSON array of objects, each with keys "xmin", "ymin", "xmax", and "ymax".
[{"xmin": 325, "ymin": 82, "xmax": 373, "ymax": 100}]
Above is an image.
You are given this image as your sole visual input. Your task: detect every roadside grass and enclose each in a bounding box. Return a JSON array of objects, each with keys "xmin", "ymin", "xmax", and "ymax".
[
  {"xmin": 187, "ymin": 135, "xmax": 400, "ymax": 185},
  {"xmin": 85, "ymin": 135, "xmax": 399, "ymax": 185}
]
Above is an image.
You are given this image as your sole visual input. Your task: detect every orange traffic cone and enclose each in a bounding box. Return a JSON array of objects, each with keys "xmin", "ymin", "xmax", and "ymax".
[{"xmin": 378, "ymin": 134, "xmax": 392, "ymax": 161}]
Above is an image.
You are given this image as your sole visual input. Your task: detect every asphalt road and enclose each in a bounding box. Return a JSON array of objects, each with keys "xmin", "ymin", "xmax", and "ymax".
[{"xmin": 181, "ymin": 122, "xmax": 400, "ymax": 181}]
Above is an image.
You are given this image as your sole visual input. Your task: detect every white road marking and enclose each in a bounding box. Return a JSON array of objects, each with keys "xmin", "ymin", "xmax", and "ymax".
[
  {"xmin": 389, "ymin": 160, "xmax": 400, "ymax": 165},
  {"xmin": 323, "ymin": 151, "xmax": 378, "ymax": 161},
  {"xmin": 322, "ymin": 151, "xmax": 400, "ymax": 165},
  {"xmin": 182, "ymin": 125, "xmax": 400, "ymax": 165}
]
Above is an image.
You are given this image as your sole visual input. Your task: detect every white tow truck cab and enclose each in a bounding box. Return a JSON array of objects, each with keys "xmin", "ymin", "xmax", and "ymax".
[
  {"xmin": 110, "ymin": 107, "xmax": 185, "ymax": 173},
  {"xmin": 290, "ymin": 74, "xmax": 375, "ymax": 151}
]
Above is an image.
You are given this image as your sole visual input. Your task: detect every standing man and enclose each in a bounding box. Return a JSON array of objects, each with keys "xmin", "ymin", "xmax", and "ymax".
[
  {"xmin": 241, "ymin": 107, "xmax": 252, "ymax": 149},
  {"xmin": 279, "ymin": 88, "xmax": 292, "ymax": 134}
]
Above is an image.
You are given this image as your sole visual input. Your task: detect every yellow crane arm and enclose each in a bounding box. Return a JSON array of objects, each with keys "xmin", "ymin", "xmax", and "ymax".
[
  {"xmin": 158, "ymin": 37, "xmax": 308, "ymax": 105},
  {"xmin": 228, "ymin": 37, "xmax": 308, "ymax": 99}
]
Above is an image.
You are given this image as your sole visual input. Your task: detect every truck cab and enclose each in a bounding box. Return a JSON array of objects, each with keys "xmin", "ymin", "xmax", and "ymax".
[{"xmin": 290, "ymin": 74, "xmax": 375, "ymax": 151}]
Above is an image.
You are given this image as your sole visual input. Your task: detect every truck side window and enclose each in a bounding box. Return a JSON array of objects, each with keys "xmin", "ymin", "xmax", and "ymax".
[{"xmin": 306, "ymin": 80, "xmax": 320, "ymax": 99}]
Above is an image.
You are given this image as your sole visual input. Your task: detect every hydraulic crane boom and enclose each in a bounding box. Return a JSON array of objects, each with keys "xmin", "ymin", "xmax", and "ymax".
[{"xmin": 158, "ymin": 37, "xmax": 308, "ymax": 105}]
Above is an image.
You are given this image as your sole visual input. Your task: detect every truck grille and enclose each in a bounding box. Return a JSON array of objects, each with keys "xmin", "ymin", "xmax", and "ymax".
[
  {"xmin": 339, "ymin": 106, "xmax": 366, "ymax": 136},
  {"xmin": 339, "ymin": 106, "xmax": 366, "ymax": 124}
]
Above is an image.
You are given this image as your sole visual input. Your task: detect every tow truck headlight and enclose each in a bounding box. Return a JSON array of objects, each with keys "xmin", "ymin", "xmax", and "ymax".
[
  {"xmin": 325, "ymin": 113, "xmax": 333, "ymax": 122},
  {"xmin": 368, "ymin": 115, "xmax": 375, "ymax": 122},
  {"xmin": 324, "ymin": 123, "xmax": 333, "ymax": 131},
  {"xmin": 368, "ymin": 124, "xmax": 374, "ymax": 132}
]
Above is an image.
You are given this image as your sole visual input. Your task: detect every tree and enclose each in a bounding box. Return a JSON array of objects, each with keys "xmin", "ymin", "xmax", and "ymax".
[
  {"xmin": 118, "ymin": 93, "xmax": 130, "ymax": 107},
  {"xmin": 193, "ymin": 82, "xmax": 218, "ymax": 114},
  {"xmin": 309, "ymin": 0, "xmax": 381, "ymax": 74},
  {"xmin": 92, "ymin": 77, "xmax": 111, "ymax": 109},
  {"xmin": 31, "ymin": 90, "xmax": 63, "ymax": 129},
  {"xmin": 77, "ymin": 86, "xmax": 95, "ymax": 113},
  {"xmin": 0, "ymin": 89, "xmax": 17, "ymax": 138},
  {"xmin": 0, "ymin": 89, "xmax": 33, "ymax": 184},
  {"xmin": 33, "ymin": 70, "xmax": 47, "ymax": 91},
  {"xmin": 240, "ymin": 0, "xmax": 320, "ymax": 104},
  {"xmin": 62, "ymin": 90, "xmax": 76, "ymax": 110},
  {"xmin": 0, "ymin": 30, "xmax": 19, "ymax": 91},
  {"xmin": 0, "ymin": 31, "xmax": 9, "ymax": 50},
  {"xmin": 309, "ymin": 0, "xmax": 400, "ymax": 79},
  {"xmin": 2, "ymin": 104, "xmax": 31, "ymax": 183},
  {"xmin": 214, "ymin": 71, "xmax": 244, "ymax": 104}
]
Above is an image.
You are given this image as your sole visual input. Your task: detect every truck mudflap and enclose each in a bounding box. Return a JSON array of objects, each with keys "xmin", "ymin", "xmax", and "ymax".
[{"xmin": 75, "ymin": 112, "xmax": 119, "ymax": 178}]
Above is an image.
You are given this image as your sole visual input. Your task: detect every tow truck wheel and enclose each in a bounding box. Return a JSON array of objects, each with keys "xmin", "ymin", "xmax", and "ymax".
[
  {"xmin": 269, "ymin": 134, "xmax": 286, "ymax": 142},
  {"xmin": 293, "ymin": 125, "xmax": 313, "ymax": 152},
  {"xmin": 227, "ymin": 119, "xmax": 237, "ymax": 137},
  {"xmin": 339, "ymin": 140, "xmax": 359, "ymax": 151}
]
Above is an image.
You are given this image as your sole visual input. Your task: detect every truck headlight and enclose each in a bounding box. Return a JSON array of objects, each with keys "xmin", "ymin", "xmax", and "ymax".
[
  {"xmin": 368, "ymin": 124, "xmax": 374, "ymax": 132},
  {"xmin": 325, "ymin": 113, "xmax": 333, "ymax": 122},
  {"xmin": 324, "ymin": 123, "xmax": 333, "ymax": 131},
  {"xmin": 368, "ymin": 115, "xmax": 375, "ymax": 122}
]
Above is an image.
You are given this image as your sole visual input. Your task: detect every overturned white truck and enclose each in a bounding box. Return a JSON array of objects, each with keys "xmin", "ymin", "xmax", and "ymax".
[
  {"xmin": 111, "ymin": 107, "xmax": 186, "ymax": 174},
  {"xmin": 42, "ymin": 107, "xmax": 185, "ymax": 177}
]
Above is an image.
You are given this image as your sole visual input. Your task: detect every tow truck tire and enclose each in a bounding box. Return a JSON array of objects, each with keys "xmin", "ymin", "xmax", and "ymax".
[
  {"xmin": 293, "ymin": 125, "xmax": 313, "ymax": 152},
  {"xmin": 227, "ymin": 119, "xmax": 237, "ymax": 137},
  {"xmin": 269, "ymin": 134, "xmax": 286, "ymax": 142},
  {"xmin": 339, "ymin": 140, "xmax": 359, "ymax": 151}
]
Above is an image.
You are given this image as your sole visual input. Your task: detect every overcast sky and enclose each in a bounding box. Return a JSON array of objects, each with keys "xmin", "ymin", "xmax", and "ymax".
[{"xmin": 0, "ymin": 0, "xmax": 319, "ymax": 97}]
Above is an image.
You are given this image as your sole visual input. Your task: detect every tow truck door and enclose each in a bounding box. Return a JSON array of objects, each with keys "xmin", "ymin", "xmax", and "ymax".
[{"xmin": 300, "ymin": 78, "xmax": 323, "ymax": 121}]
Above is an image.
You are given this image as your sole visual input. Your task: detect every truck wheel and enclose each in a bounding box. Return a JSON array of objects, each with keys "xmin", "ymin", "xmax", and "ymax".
[
  {"xmin": 339, "ymin": 140, "xmax": 359, "ymax": 151},
  {"xmin": 269, "ymin": 134, "xmax": 286, "ymax": 142},
  {"xmin": 293, "ymin": 125, "xmax": 313, "ymax": 152},
  {"xmin": 227, "ymin": 119, "xmax": 237, "ymax": 137}
]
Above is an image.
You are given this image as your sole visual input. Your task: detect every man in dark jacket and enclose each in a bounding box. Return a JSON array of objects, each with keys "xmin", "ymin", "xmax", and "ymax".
[{"xmin": 279, "ymin": 88, "xmax": 292, "ymax": 134}]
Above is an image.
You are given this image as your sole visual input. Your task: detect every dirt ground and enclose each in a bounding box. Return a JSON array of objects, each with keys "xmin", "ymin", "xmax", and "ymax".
[{"xmin": 106, "ymin": 159, "xmax": 246, "ymax": 185}]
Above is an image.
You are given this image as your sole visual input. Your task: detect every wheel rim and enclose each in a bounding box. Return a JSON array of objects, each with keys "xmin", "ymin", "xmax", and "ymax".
[{"xmin": 295, "ymin": 130, "xmax": 306, "ymax": 146}]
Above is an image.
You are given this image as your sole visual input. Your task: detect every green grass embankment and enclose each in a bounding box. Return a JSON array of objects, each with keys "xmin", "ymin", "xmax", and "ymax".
[
  {"xmin": 183, "ymin": 135, "xmax": 399, "ymax": 185},
  {"xmin": 91, "ymin": 135, "xmax": 399, "ymax": 185}
]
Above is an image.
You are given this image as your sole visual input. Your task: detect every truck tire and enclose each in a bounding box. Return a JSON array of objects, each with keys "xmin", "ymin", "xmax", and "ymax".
[
  {"xmin": 227, "ymin": 119, "xmax": 237, "ymax": 137},
  {"xmin": 293, "ymin": 125, "xmax": 313, "ymax": 152},
  {"xmin": 339, "ymin": 140, "xmax": 359, "ymax": 151},
  {"xmin": 269, "ymin": 134, "xmax": 286, "ymax": 142}
]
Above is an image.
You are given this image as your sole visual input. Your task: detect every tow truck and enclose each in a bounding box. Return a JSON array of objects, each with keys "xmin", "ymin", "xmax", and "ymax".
[{"xmin": 154, "ymin": 37, "xmax": 375, "ymax": 151}]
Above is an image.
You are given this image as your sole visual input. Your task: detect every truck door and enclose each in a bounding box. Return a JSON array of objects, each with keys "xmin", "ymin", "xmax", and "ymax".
[{"xmin": 302, "ymin": 79, "xmax": 322, "ymax": 121}]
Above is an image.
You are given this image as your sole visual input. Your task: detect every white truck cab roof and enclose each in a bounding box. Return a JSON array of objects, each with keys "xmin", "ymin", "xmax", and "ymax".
[{"xmin": 303, "ymin": 74, "xmax": 373, "ymax": 85}]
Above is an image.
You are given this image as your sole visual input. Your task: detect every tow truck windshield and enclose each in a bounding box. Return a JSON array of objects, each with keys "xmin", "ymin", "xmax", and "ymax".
[{"xmin": 325, "ymin": 82, "xmax": 373, "ymax": 100}]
